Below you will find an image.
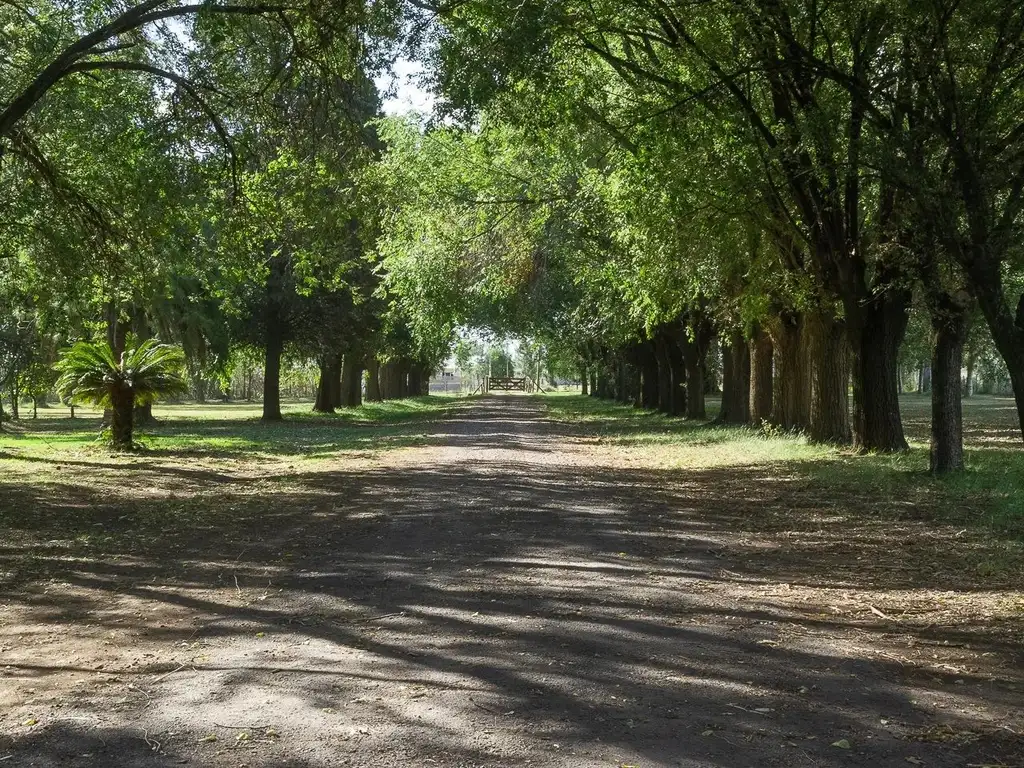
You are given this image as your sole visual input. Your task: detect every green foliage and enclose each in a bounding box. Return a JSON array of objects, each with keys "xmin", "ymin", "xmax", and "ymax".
[{"xmin": 55, "ymin": 339, "xmax": 188, "ymax": 409}]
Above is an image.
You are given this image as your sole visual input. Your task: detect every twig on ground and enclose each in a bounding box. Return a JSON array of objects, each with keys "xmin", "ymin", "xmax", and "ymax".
[
  {"xmin": 869, "ymin": 605, "xmax": 897, "ymax": 621},
  {"xmin": 152, "ymin": 663, "xmax": 190, "ymax": 683},
  {"xmin": 725, "ymin": 703, "xmax": 770, "ymax": 715},
  {"xmin": 141, "ymin": 729, "xmax": 160, "ymax": 752},
  {"xmin": 348, "ymin": 611, "xmax": 405, "ymax": 623},
  {"xmin": 213, "ymin": 723, "xmax": 272, "ymax": 730},
  {"xmin": 468, "ymin": 697, "xmax": 502, "ymax": 715}
]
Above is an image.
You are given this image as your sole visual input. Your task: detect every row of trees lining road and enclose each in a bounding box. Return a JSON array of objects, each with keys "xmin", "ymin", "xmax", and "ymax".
[
  {"xmin": 368, "ymin": 0, "xmax": 1024, "ymax": 473},
  {"xmin": 2, "ymin": 0, "xmax": 1024, "ymax": 470}
]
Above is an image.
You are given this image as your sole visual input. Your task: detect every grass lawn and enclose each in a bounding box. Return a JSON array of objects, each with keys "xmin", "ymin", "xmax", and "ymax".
[
  {"xmin": 0, "ymin": 396, "xmax": 463, "ymax": 462},
  {"xmin": 542, "ymin": 392, "xmax": 1024, "ymax": 538}
]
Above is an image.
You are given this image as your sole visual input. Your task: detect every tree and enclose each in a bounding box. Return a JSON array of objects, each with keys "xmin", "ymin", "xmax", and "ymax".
[{"xmin": 55, "ymin": 339, "xmax": 188, "ymax": 449}]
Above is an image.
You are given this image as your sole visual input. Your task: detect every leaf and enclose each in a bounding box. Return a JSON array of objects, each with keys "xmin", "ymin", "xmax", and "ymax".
[
  {"xmin": 701, "ymin": 729, "xmax": 714, "ymax": 736},
  {"xmin": 22, "ymin": 718, "xmax": 38, "ymax": 727},
  {"xmin": 199, "ymin": 734, "xmax": 217, "ymax": 743},
  {"xmin": 831, "ymin": 739, "xmax": 852, "ymax": 749},
  {"xmin": 905, "ymin": 758, "xmax": 924, "ymax": 765}
]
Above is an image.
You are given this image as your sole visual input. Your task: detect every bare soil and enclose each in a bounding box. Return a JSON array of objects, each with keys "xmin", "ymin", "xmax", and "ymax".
[{"xmin": 1, "ymin": 397, "xmax": 1022, "ymax": 767}]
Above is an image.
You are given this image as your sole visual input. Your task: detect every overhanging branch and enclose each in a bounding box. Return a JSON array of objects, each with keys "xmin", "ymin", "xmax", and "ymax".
[{"xmin": 64, "ymin": 59, "xmax": 240, "ymax": 192}]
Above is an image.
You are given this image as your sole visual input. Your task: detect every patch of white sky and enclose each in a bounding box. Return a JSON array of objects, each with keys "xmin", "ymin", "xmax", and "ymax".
[{"xmin": 375, "ymin": 58, "xmax": 435, "ymax": 117}]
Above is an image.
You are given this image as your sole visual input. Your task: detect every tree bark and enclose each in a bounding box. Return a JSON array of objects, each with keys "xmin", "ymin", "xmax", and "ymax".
[
  {"xmin": 379, "ymin": 361, "xmax": 396, "ymax": 400},
  {"xmin": 262, "ymin": 321, "xmax": 284, "ymax": 421},
  {"xmin": 653, "ymin": 333, "xmax": 685, "ymax": 415},
  {"xmin": 681, "ymin": 346, "xmax": 706, "ymax": 419},
  {"xmin": 134, "ymin": 402, "xmax": 155, "ymax": 428},
  {"xmin": 380, "ymin": 360, "xmax": 406, "ymax": 400},
  {"xmin": 365, "ymin": 358, "xmax": 382, "ymax": 402},
  {"xmin": 341, "ymin": 354, "xmax": 364, "ymax": 407},
  {"xmin": 398, "ymin": 358, "xmax": 412, "ymax": 398},
  {"xmin": 749, "ymin": 327, "xmax": 773, "ymax": 426},
  {"xmin": 110, "ymin": 386, "xmax": 134, "ymax": 450},
  {"xmin": 929, "ymin": 294, "xmax": 970, "ymax": 473},
  {"xmin": 408, "ymin": 366, "xmax": 423, "ymax": 399},
  {"xmin": 972, "ymin": 276, "xmax": 1024, "ymax": 441},
  {"xmin": 769, "ymin": 312, "xmax": 810, "ymax": 431},
  {"xmin": 806, "ymin": 313, "xmax": 851, "ymax": 444},
  {"xmin": 719, "ymin": 332, "xmax": 750, "ymax": 425},
  {"xmin": 849, "ymin": 293, "xmax": 910, "ymax": 452},
  {"xmin": 677, "ymin": 315, "xmax": 713, "ymax": 420},
  {"xmin": 640, "ymin": 341, "xmax": 660, "ymax": 409},
  {"xmin": 314, "ymin": 354, "xmax": 341, "ymax": 413},
  {"xmin": 580, "ymin": 364, "xmax": 589, "ymax": 396}
]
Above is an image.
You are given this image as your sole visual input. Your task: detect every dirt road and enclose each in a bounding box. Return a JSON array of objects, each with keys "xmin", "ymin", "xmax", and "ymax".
[{"xmin": 2, "ymin": 397, "xmax": 1021, "ymax": 767}]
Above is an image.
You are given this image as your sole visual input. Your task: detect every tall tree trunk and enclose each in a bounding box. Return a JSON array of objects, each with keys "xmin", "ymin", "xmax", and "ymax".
[
  {"xmin": 398, "ymin": 358, "xmax": 412, "ymax": 398},
  {"xmin": 849, "ymin": 293, "xmax": 910, "ymax": 451},
  {"xmin": 749, "ymin": 327, "xmax": 773, "ymax": 426},
  {"xmin": 262, "ymin": 321, "xmax": 284, "ymax": 421},
  {"xmin": 365, "ymin": 358, "xmax": 382, "ymax": 402},
  {"xmin": 341, "ymin": 354, "xmax": 364, "ymax": 407},
  {"xmin": 262, "ymin": 256, "xmax": 287, "ymax": 422},
  {"xmin": 661, "ymin": 332, "xmax": 687, "ymax": 416},
  {"xmin": 314, "ymin": 354, "xmax": 341, "ymax": 413},
  {"xmin": 380, "ymin": 360, "xmax": 405, "ymax": 400},
  {"xmin": 719, "ymin": 332, "xmax": 751, "ymax": 425},
  {"xmin": 972, "ymin": 278, "xmax": 1024, "ymax": 441},
  {"xmin": 769, "ymin": 312, "xmax": 810, "ymax": 431},
  {"xmin": 622, "ymin": 360, "xmax": 638, "ymax": 411},
  {"xmin": 677, "ymin": 314, "xmax": 713, "ymax": 420},
  {"xmin": 640, "ymin": 341, "xmax": 659, "ymax": 409},
  {"xmin": 580, "ymin": 364, "xmax": 589, "ymax": 396},
  {"xmin": 681, "ymin": 345, "xmax": 706, "ymax": 419},
  {"xmin": 806, "ymin": 313, "xmax": 851, "ymax": 444},
  {"xmin": 407, "ymin": 365, "xmax": 423, "ymax": 400},
  {"xmin": 378, "ymin": 361, "xmax": 394, "ymax": 400},
  {"xmin": 930, "ymin": 293, "xmax": 970, "ymax": 473},
  {"xmin": 653, "ymin": 334, "xmax": 684, "ymax": 415}
]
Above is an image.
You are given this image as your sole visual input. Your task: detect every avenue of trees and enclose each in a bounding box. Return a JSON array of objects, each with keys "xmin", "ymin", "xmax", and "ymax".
[
  {"xmin": 2, "ymin": 0, "xmax": 1024, "ymax": 473},
  {"xmin": 376, "ymin": 0, "xmax": 1024, "ymax": 473}
]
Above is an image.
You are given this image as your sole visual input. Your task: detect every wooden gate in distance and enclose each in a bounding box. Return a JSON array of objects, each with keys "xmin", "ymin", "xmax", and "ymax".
[{"xmin": 485, "ymin": 376, "xmax": 533, "ymax": 393}]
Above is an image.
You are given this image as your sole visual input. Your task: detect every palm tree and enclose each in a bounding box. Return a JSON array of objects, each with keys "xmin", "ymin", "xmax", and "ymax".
[{"xmin": 56, "ymin": 340, "xmax": 188, "ymax": 450}]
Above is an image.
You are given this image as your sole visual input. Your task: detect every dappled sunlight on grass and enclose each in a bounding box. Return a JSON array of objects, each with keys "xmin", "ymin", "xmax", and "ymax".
[
  {"xmin": 542, "ymin": 394, "xmax": 1024, "ymax": 536},
  {"xmin": 0, "ymin": 396, "xmax": 462, "ymax": 464}
]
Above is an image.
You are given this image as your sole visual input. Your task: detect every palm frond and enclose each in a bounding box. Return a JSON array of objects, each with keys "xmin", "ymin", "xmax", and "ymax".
[{"xmin": 55, "ymin": 339, "xmax": 189, "ymax": 407}]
